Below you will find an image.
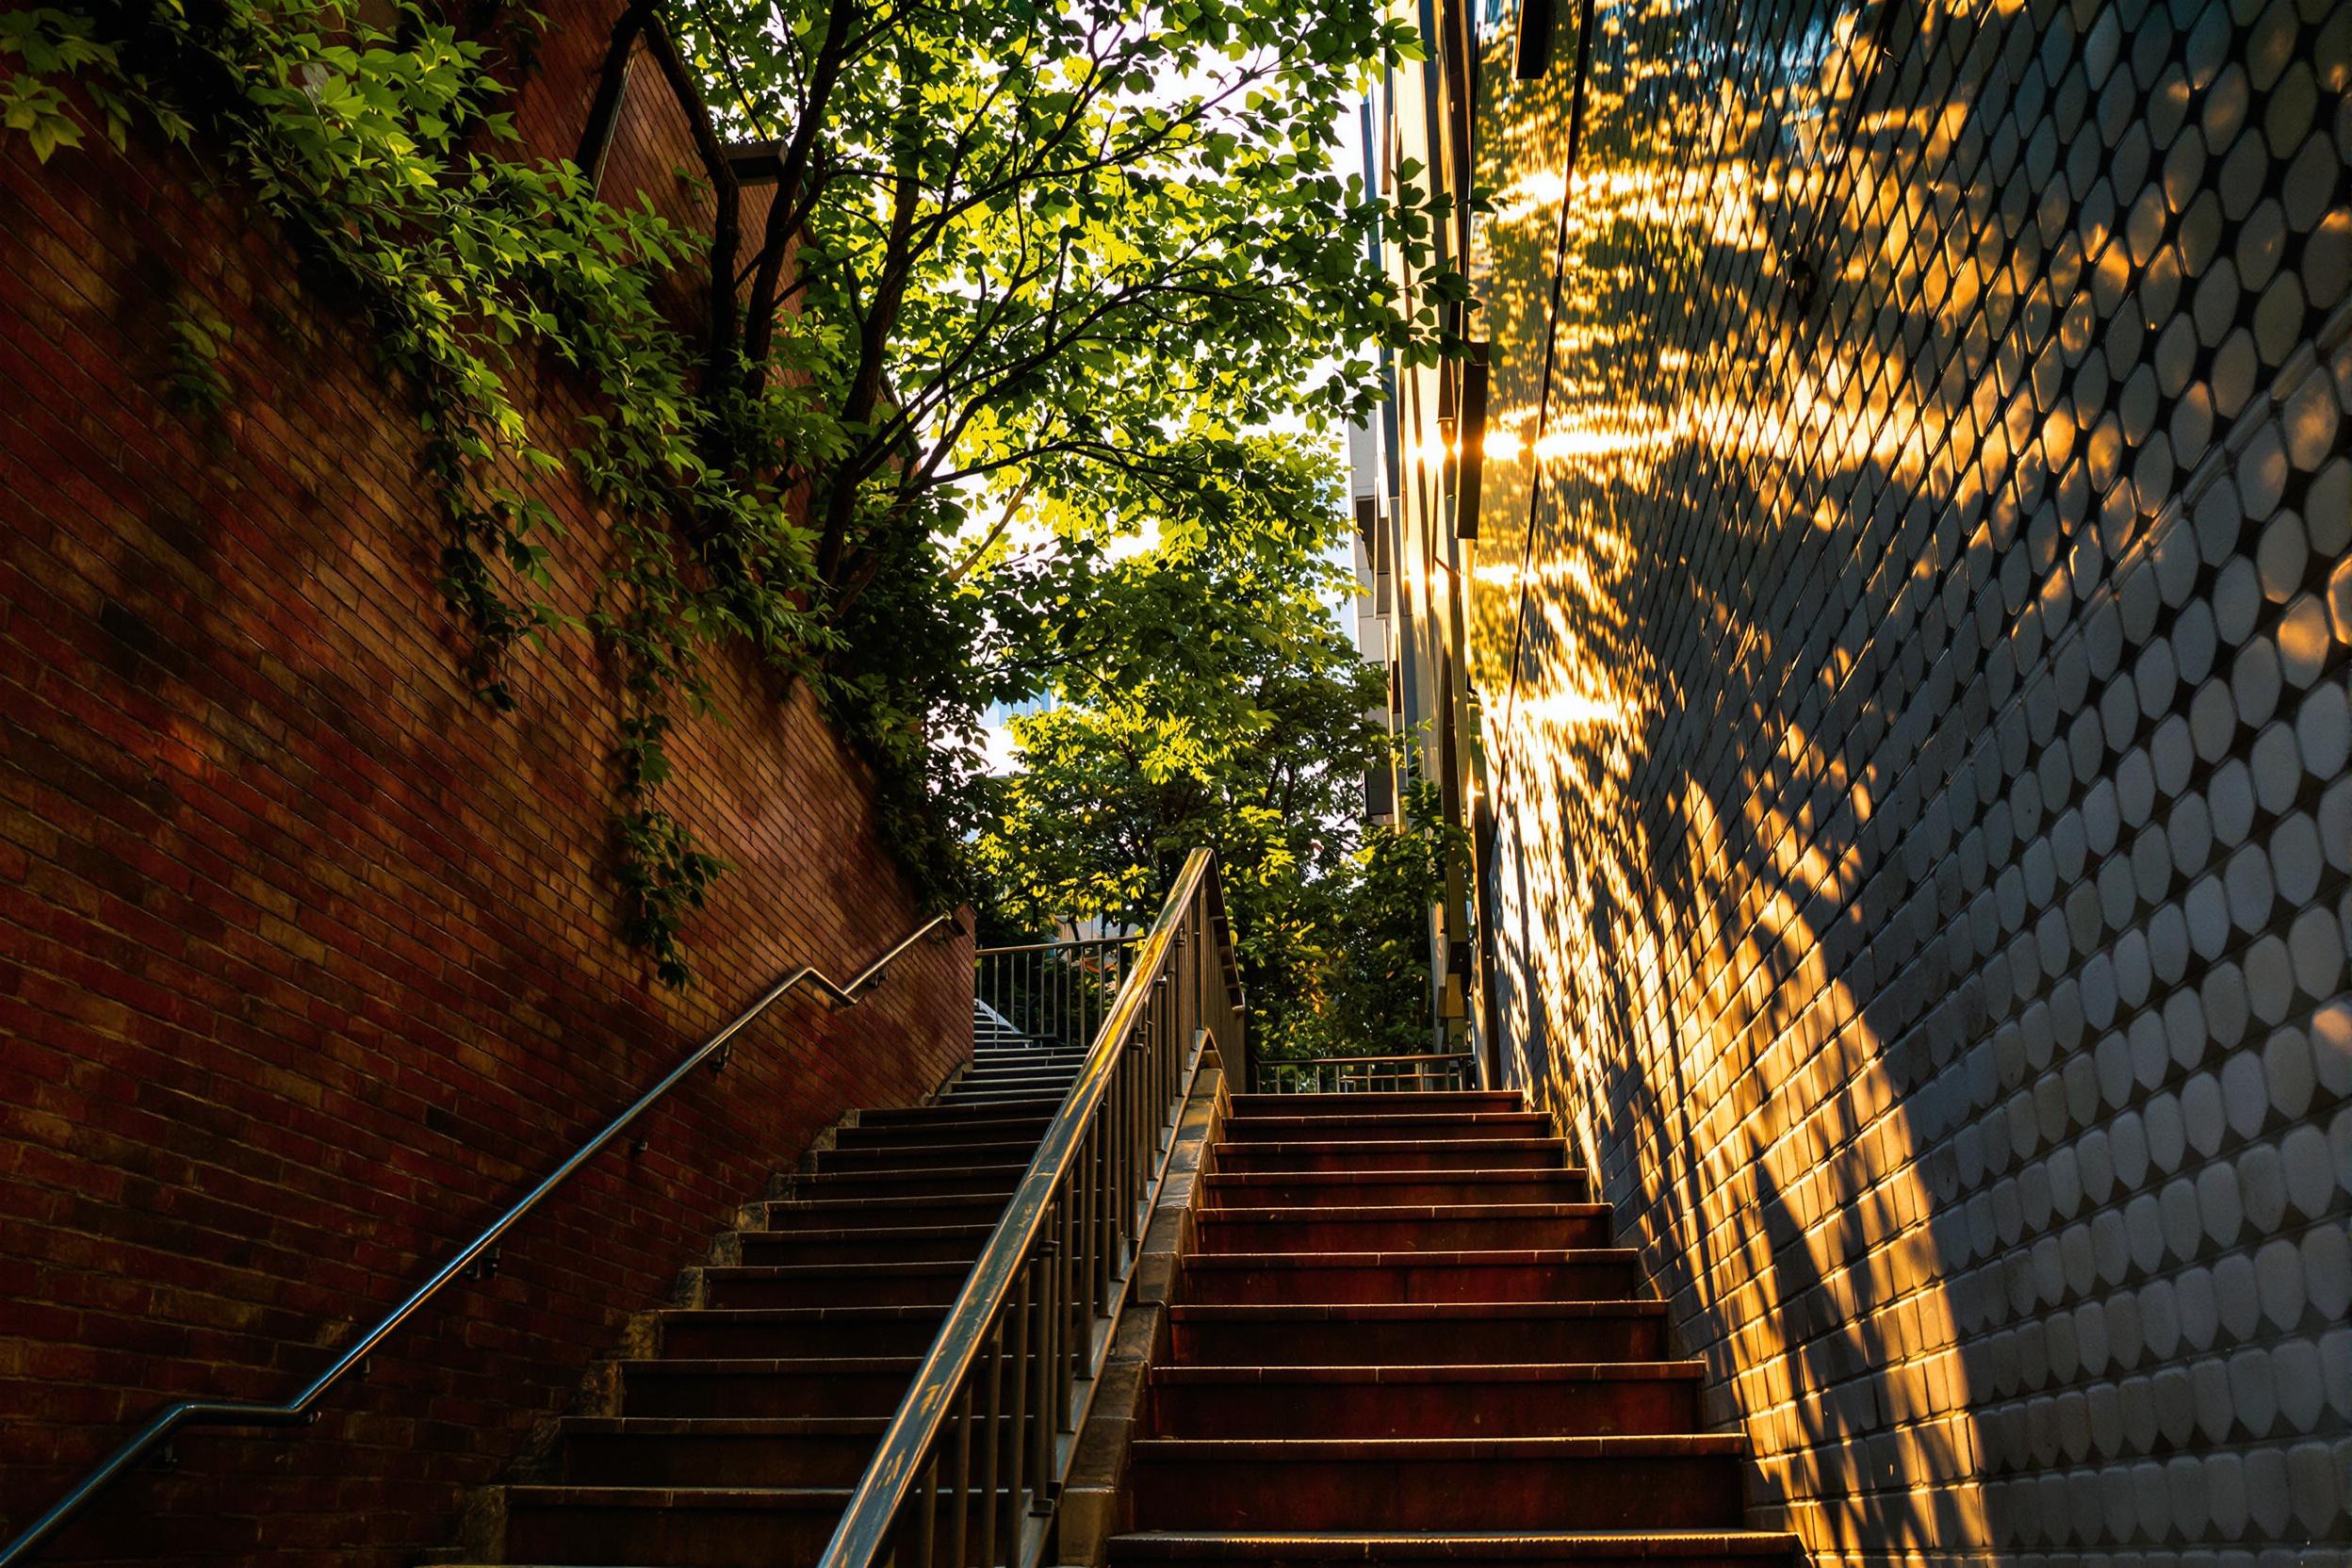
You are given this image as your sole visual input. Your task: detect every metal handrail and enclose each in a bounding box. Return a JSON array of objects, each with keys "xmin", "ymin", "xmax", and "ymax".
[
  {"xmin": 0, "ymin": 912, "xmax": 960, "ymax": 1568},
  {"xmin": 817, "ymin": 848, "xmax": 1242, "ymax": 1568}
]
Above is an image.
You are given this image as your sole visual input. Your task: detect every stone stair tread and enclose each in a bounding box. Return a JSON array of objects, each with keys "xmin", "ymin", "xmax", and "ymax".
[
  {"xmin": 739, "ymin": 1221, "xmax": 996, "ymax": 1241},
  {"xmin": 1151, "ymin": 1362, "xmax": 1706, "ymax": 1384},
  {"xmin": 1201, "ymin": 1202, "xmax": 1609, "ymax": 1221},
  {"xmin": 1232, "ymin": 1112, "xmax": 1543, "ymax": 1128},
  {"xmin": 559, "ymin": 1416, "xmax": 890, "ymax": 1436},
  {"xmin": 1228, "ymin": 1092, "xmax": 1524, "ymax": 1111},
  {"xmin": 653, "ymin": 1304, "xmax": 947, "ymax": 1325},
  {"xmin": 1184, "ymin": 1248, "xmax": 1638, "ymax": 1267},
  {"xmin": 503, "ymin": 1484, "xmax": 853, "ymax": 1508},
  {"xmin": 818, "ymin": 1136, "xmax": 1042, "ymax": 1164},
  {"xmin": 622, "ymin": 1355, "xmax": 920, "ymax": 1375},
  {"xmin": 1213, "ymin": 1137, "xmax": 1567, "ymax": 1154},
  {"xmin": 764, "ymin": 1192, "xmax": 1009, "ymax": 1216},
  {"xmin": 1106, "ymin": 1531, "xmax": 1804, "ymax": 1559},
  {"xmin": 841, "ymin": 1111, "xmax": 1053, "ymax": 1135},
  {"xmin": 794, "ymin": 1162, "xmax": 1031, "ymax": 1187},
  {"xmin": 1206, "ymin": 1170, "xmax": 1585, "ymax": 1188},
  {"xmin": 1131, "ymin": 1436, "xmax": 1749, "ymax": 1460},
  {"xmin": 1168, "ymin": 1301, "xmax": 1665, "ymax": 1320},
  {"xmin": 705, "ymin": 1257, "xmax": 976, "ymax": 1279},
  {"xmin": 856, "ymin": 1096, "xmax": 1068, "ymax": 1121}
]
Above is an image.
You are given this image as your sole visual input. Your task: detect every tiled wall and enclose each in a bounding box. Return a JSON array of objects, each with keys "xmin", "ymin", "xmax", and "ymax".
[{"xmin": 1469, "ymin": 0, "xmax": 2349, "ymax": 1558}]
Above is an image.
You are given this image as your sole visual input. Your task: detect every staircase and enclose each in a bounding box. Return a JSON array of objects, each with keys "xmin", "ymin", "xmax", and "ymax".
[
  {"xmin": 455, "ymin": 1037, "xmax": 1086, "ymax": 1566},
  {"xmin": 1105, "ymin": 1087, "xmax": 1801, "ymax": 1568}
]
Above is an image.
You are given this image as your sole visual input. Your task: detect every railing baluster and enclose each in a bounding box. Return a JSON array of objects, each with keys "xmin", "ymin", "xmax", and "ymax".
[
  {"xmin": 1002, "ymin": 1262, "xmax": 1032, "ymax": 1562},
  {"xmin": 978, "ymin": 1316, "xmax": 1004, "ymax": 1568},
  {"xmin": 950, "ymin": 1381, "xmax": 972, "ymax": 1568},
  {"xmin": 1030, "ymin": 1243, "xmax": 1054, "ymax": 1510},
  {"xmin": 915, "ymin": 1452, "xmax": 939, "ymax": 1568}
]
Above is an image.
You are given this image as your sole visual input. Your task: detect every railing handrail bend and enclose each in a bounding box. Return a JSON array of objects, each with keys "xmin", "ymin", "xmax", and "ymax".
[
  {"xmin": 0, "ymin": 911, "xmax": 960, "ymax": 1568},
  {"xmin": 816, "ymin": 848, "xmax": 1233, "ymax": 1568}
]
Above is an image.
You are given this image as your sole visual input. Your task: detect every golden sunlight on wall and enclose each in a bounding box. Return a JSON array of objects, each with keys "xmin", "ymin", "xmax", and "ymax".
[{"xmin": 1469, "ymin": 0, "xmax": 2352, "ymax": 1558}]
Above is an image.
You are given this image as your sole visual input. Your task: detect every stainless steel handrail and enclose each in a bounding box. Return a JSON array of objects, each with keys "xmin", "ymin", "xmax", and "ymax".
[
  {"xmin": 817, "ymin": 848, "xmax": 1242, "ymax": 1568},
  {"xmin": 0, "ymin": 912, "xmax": 960, "ymax": 1568}
]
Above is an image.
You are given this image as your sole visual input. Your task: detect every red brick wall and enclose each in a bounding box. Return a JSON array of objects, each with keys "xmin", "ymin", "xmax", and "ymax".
[{"xmin": 0, "ymin": 6, "xmax": 972, "ymax": 1562}]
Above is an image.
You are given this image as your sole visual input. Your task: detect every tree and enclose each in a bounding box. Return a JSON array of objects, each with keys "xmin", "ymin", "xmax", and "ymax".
[
  {"xmin": 974, "ymin": 434, "xmax": 1418, "ymax": 1040},
  {"xmin": 671, "ymin": 0, "xmax": 1466, "ymax": 609},
  {"xmin": 664, "ymin": 0, "xmax": 1472, "ymax": 904},
  {"xmin": 1256, "ymin": 776, "xmax": 1462, "ymax": 1058}
]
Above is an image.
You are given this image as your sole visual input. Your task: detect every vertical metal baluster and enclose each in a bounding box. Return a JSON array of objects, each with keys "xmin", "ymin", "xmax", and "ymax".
[
  {"xmin": 1107, "ymin": 1026, "xmax": 1123, "ymax": 1249},
  {"xmin": 915, "ymin": 1452, "xmax": 939, "ymax": 1568},
  {"xmin": 1061, "ymin": 1184, "xmax": 1083, "ymax": 1386},
  {"xmin": 1032, "ymin": 1241, "xmax": 1056, "ymax": 1504},
  {"xmin": 978, "ymin": 1316, "xmax": 1004, "ymax": 1568},
  {"xmin": 1099, "ymin": 1071, "xmax": 1118, "ymax": 1286},
  {"xmin": 1002, "ymin": 1263, "xmax": 1032, "ymax": 1562},
  {"xmin": 950, "ymin": 1382, "xmax": 973, "ymax": 1568}
]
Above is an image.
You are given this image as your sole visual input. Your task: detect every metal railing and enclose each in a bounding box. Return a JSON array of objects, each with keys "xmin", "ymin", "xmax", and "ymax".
[
  {"xmin": 817, "ymin": 848, "xmax": 1242, "ymax": 1568},
  {"xmin": 973, "ymin": 935, "xmax": 1139, "ymax": 1054},
  {"xmin": 1251, "ymin": 1052, "xmax": 1478, "ymax": 1093},
  {"xmin": 0, "ymin": 913, "xmax": 961, "ymax": 1568}
]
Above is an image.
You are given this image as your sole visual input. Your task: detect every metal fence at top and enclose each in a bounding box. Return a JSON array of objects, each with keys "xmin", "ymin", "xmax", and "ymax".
[
  {"xmin": 972, "ymin": 934, "xmax": 1139, "ymax": 1054},
  {"xmin": 1251, "ymin": 1052, "xmax": 1477, "ymax": 1093}
]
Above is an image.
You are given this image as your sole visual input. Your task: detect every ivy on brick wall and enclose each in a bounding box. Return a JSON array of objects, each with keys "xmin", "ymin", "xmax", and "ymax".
[{"xmin": 0, "ymin": 0, "xmax": 841, "ymax": 985}]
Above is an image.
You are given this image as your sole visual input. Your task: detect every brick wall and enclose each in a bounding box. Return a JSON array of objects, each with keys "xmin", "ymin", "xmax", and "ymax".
[
  {"xmin": 1469, "ymin": 0, "xmax": 2349, "ymax": 1560},
  {"xmin": 0, "ymin": 6, "xmax": 972, "ymax": 1562}
]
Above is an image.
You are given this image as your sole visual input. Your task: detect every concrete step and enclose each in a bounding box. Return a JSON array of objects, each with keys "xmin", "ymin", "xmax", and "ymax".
[
  {"xmin": 731, "ymin": 1222, "xmax": 993, "ymax": 1266},
  {"xmin": 1167, "ymin": 1302, "xmax": 1671, "ymax": 1365},
  {"xmin": 1144, "ymin": 1362, "xmax": 1705, "ymax": 1439},
  {"xmin": 554, "ymin": 1416, "xmax": 886, "ymax": 1487},
  {"xmin": 1219, "ymin": 1113, "xmax": 1551, "ymax": 1144},
  {"xmin": 944, "ymin": 1084, "xmax": 1076, "ymax": 1107},
  {"xmin": 1178, "ymin": 1250, "xmax": 1643, "ymax": 1305},
  {"xmin": 812, "ymin": 1136, "xmax": 1040, "ymax": 1172},
  {"xmin": 1210, "ymin": 1137, "xmax": 1570, "ymax": 1172},
  {"xmin": 855, "ymin": 1096, "xmax": 1067, "ymax": 1124},
  {"xmin": 1125, "ymin": 1435, "xmax": 1749, "ymax": 1533},
  {"xmin": 654, "ymin": 1305, "xmax": 947, "ymax": 1360},
  {"xmin": 756, "ymin": 1191, "xmax": 1011, "ymax": 1234},
  {"xmin": 834, "ymin": 1112, "xmax": 1053, "ymax": 1148},
  {"xmin": 499, "ymin": 1484, "xmax": 851, "ymax": 1566},
  {"xmin": 1201, "ymin": 1169, "xmax": 1591, "ymax": 1208},
  {"xmin": 970, "ymin": 1067, "xmax": 1085, "ymax": 1086},
  {"xmin": 785, "ymin": 1163, "xmax": 1027, "ymax": 1200},
  {"xmin": 614, "ymin": 1356, "xmax": 921, "ymax": 1419},
  {"xmin": 702, "ymin": 1259, "xmax": 972, "ymax": 1309},
  {"xmin": 1103, "ymin": 1531, "xmax": 1802, "ymax": 1567},
  {"xmin": 1227, "ymin": 1091, "xmax": 1524, "ymax": 1118},
  {"xmin": 1195, "ymin": 1202, "xmax": 1612, "ymax": 1253}
]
